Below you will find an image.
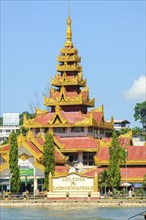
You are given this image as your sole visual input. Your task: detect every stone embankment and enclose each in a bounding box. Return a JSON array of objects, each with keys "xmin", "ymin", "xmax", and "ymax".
[{"xmin": 0, "ymin": 198, "xmax": 146, "ymax": 208}]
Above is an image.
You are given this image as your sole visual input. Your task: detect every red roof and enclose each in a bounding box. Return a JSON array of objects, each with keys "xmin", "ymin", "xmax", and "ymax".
[
  {"xmin": 95, "ymin": 145, "xmax": 146, "ymax": 162},
  {"xmin": 57, "ymin": 136, "xmax": 99, "ymax": 151},
  {"xmin": 27, "ymin": 141, "xmax": 41, "ymax": 155},
  {"xmin": 118, "ymin": 137, "xmax": 131, "ymax": 147},
  {"xmin": 120, "ymin": 167, "xmax": 146, "ymax": 180},
  {"xmin": 92, "ymin": 112, "xmax": 103, "ymax": 124},
  {"xmin": 34, "ymin": 112, "xmax": 54, "ymax": 125},
  {"xmin": 81, "ymin": 167, "xmax": 146, "ymax": 181},
  {"xmin": 35, "ymin": 137, "xmax": 44, "ymax": 147},
  {"xmin": 32, "ymin": 110, "xmax": 105, "ymax": 126},
  {"xmin": 0, "ymin": 144, "xmax": 9, "ymax": 151},
  {"xmin": 96, "ymin": 147, "xmax": 110, "ymax": 161},
  {"xmin": 55, "ymin": 165, "xmax": 69, "ymax": 173},
  {"xmin": 127, "ymin": 146, "xmax": 146, "ymax": 161}
]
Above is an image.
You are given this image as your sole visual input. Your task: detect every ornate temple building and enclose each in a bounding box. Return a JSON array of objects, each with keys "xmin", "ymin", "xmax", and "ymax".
[{"xmin": 0, "ymin": 13, "xmax": 145, "ymax": 194}]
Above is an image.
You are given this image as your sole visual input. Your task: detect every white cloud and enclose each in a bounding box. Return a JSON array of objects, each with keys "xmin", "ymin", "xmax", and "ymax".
[{"xmin": 123, "ymin": 75, "xmax": 146, "ymax": 101}]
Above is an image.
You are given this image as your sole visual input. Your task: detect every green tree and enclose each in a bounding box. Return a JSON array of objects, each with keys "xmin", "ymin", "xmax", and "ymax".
[
  {"xmin": 117, "ymin": 128, "xmax": 131, "ymax": 136},
  {"xmin": 9, "ymin": 131, "xmax": 21, "ymax": 192},
  {"xmin": 1, "ymin": 139, "xmax": 8, "ymax": 145},
  {"xmin": 43, "ymin": 132, "xmax": 55, "ymax": 191},
  {"xmin": 142, "ymin": 174, "xmax": 146, "ymax": 190},
  {"xmin": 108, "ymin": 131, "xmax": 125, "ymax": 190},
  {"xmin": 134, "ymin": 101, "xmax": 146, "ymax": 131},
  {"xmin": 0, "ymin": 117, "xmax": 3, "ymax": 126},
  {"xmin": 19, "ymin": 112, "xmax": 35, "ymax": 136},
  {"xmin": 132, "ymin": 127, "xmax": 142, "ymax": 136},
  {"xmin": 98, "ymin": 169, "xmax": 110, "ymax": 195}
]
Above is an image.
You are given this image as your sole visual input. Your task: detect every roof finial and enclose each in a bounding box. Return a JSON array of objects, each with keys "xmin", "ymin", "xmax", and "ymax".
[
  {"xmin": 65, "ymin": 6, "xmax": 73, "ymax": 47},
  {"xmin": 68, "ymin": 5, "xmax": 70, "ymax": 17}
]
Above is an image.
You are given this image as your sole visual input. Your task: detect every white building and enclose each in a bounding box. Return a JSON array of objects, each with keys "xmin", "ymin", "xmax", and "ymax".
[{"xmin": 0, "ymin": 113, "xmax": 20, "ymax": 144}]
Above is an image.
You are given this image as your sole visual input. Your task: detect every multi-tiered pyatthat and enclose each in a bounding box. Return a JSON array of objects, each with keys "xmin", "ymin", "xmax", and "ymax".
[{"xmin": 44, "ymin": 14, "xmax": 95, "ymax": 114}]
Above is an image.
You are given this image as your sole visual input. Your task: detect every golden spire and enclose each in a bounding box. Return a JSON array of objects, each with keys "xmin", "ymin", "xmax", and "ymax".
[{"xmin": 65, "ymin": 6, "xmax": 73, "ymax": 47}]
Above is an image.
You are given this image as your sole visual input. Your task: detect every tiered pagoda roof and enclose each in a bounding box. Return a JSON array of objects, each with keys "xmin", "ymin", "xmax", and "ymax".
[{"xmin": 43, "ymin": 13, "xmax": 95, "ymax": 113}]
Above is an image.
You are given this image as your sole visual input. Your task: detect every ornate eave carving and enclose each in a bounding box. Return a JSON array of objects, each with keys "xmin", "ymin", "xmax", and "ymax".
[
  {"xmin": 56, "ymin": 64, "xmax": 82, "ymax": 72},
  {"xmin": 57, "ymin": 54, "xmax": 81, "ymax": 62},
  {"xmin": 19, "ymin": 153, "xmax": 33, "ymax": 161},
  {"xmin": 17, "ymin": 133, "xmax": 26, "ymax": 145},
  {"xmin": 23, "ymin": 113, "xmax": 42, "ymax": 128},
  {"xmin": 51, "ymin": 73, "xmax": 86, "ymax": 87},
  {"xmin": 48, "ymin": 105, "xmax": 67, "ymax": 125},
  {"xmin": 60, "ymin": 47, "xmax": 78, "ymax": 54},
  {"xmin": 75, "ymin": 114, "xmax": 93, "ymax": 126},
  {"xmin": 119, "ymin": 130, "xmax": 132, "ymax": 139},
  {"xmin": 44, "ymin": 86, "xmax": 95, "ymax": 107},
  {"xmin": 35, "ymin": 107, "xmax": 48, "ymax": 115}
]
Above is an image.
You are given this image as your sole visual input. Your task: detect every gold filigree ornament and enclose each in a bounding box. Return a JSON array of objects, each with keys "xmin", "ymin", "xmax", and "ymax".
[
  {"xmin": 19, "ymin": 153, "xmax": 32, "ymax": 161},
  {"xmin": 17, "ymin": 133, "xmax": 26, "ymax": 145}
]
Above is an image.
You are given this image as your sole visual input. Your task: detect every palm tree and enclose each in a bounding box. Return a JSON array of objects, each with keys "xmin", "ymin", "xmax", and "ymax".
[{"xmin": 98, "ymin": 169, "xmax": 110, "ymax": 195}]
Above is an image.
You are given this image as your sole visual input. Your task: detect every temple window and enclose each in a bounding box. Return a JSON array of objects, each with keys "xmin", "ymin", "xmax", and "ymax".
[
  {"xmin": 0, "ymin": 156, "xmax": 4, "ymax": 164},
  {"xmin": 44, "ymin": 128, "xmax": 48, "ymax": 133},
  {"xmin": 94, "ymin": 127, "xmax": 98, "ymax": 134},
  {"xmin": 53, "ymin": 127, "xmax": 66, "ymax": 133},
  {"xmin": 71, "ymin": 127, "xmax": 84, "ymax": 132},
  {"xmin": 37, "ymin": 178, "xmax": 44, "ymax": 192},
  {"xmin": 35, "ymin": 128, "xmax": 40, "ymax": 134},
  {"xmin": 88, "ymin": 127, "xmax": 93, "ymax": 133},
  {"xmin": 100, "ymin": 128, "xmax": 104, "ymax": 134},
  {"xmin": 65, "ymin": 153, "xmax": 78, "ymax": 165},
  {"xmin": 83, "ymin": 152, "xmax": 95, "ymax": 166}
]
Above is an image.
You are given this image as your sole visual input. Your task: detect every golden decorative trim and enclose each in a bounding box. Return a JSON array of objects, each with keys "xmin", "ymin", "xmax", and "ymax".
[
  {"xmin": 53, "ymin": 136, "xmax": 64, "ymax": 149},
  {"xmin": 119, "ymin": 130, "xmax": 132, "ymax": 139},
  {"xmin": 57, "ymin": 54, "xmax": 81, "ymax": 63},
  {"xmin": 51, "ymin": 73, "xmax": 86, "ymax": 87},
  {"xmin": 17, "ymin": 133, "xmax": 26, "ymax": 145},
  {"xmin": 56, "ymin": 64, "xmax": 82, "ymax": 72},
  {"xmin": 90, "ymin": 105, "xmax": 104, "ymax": 113},
  {"xmin": 48, "ymin": 105, "xmax": 67, "ymax": 125},
  {"xmin": 60, "ymin": 47, "xmax": 78, "ymax": 54},
  {"xmin": 23, "ymin": 114, "xmax": 40, "ymax": 128},
  {"xmin": 26, "ymin": 130, "xmax": 34, "ymax": 140},
  {"xmin": 35, "ymin": 107, "xmax": 48, "ymax": 115},
  {"xmin": 19, "ymin": 153, "xmax": 33, "ymax": 161},
  {"xmin": 0, "ymin": 162, "xmax": 9, "ymax": 172}
]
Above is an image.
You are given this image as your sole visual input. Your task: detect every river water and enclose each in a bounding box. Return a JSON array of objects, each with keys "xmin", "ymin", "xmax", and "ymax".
[{"xmin": 0, "ymin": 207, "xmax": 145, "ymax": 220}]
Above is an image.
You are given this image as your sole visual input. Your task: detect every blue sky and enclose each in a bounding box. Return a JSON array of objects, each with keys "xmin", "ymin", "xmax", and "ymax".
[{"xmin": 1, "ymin": 1, "xmax": 145, "ymax": 128}]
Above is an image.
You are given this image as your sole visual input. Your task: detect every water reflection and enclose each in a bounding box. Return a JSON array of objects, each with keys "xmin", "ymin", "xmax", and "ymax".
[{"xmin": 1, "ymin": 207, "xmax": 145, "ymax": 220}]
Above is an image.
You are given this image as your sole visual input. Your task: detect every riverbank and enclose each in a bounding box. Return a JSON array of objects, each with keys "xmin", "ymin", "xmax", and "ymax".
[{"xmin": 0, "ymin": 198, "xmax": 146, "ymax": 208}]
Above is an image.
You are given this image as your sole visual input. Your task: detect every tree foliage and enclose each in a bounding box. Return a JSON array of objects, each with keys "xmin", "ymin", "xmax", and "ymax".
[
  {"xmin": 98, "ymin": 169, "xmax": 110, "ymax": 194},
  {"xmin": 117, "ymin": 128, "xmax": 131, "ymax": 136},
  {"xmin": 142, "ymin": 174, "xmax": 146, "ymax": 189},
  {"xmin": 132, "ymin": 127, "xmax": 142, "ymax": 136},
  {"xmin": 19, "ymin": 111, "xmax": 36, "ymax": 126},
  {"xmin": 43, "ymin": 132, "xmax": 55, "ymax": 191},
  {"xmin": 134, "ymin": 101, "xmax": 146, "ymax": 130},
  {"xmin": 108, "ymin": 131, "xmax": 125, "ymax": 189},
  {"xmin": 0, "ymin": 117, "xmax": 3, "ymax": 126},
  {"xmin": 9, "ymin": 131, "xmax": 21, "ymax": 192}
]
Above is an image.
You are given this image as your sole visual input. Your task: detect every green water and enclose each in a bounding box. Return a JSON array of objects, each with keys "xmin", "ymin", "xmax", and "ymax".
[{"xmin": 0, "ymin": 207, "xmax": 145, "ymax": 220}]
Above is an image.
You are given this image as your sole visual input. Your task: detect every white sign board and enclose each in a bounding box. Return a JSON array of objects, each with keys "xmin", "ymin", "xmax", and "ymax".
[
  {"xmin": 3, "ymin": 113, "xmax": 19, "ymax": 126},
  {"xmin": 18, "ymin": 158, "xmax": 34, "ymax": 168},
  {"xmin": 53, "ymin": 173, "xmax": 94, "ymax": 192}
]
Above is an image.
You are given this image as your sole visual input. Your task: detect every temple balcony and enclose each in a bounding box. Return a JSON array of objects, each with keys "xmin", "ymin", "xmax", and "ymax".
[
  {"xmin": 60, "ymin": 47, "xmax": 78, "ymax": 54},
  {"xmin": 56, "ymin": 64, "xmax": 82, "ymax": 72},
  {"xmin": 57, "ymin": 54, "xmax": 81, "ymax": 62}
]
